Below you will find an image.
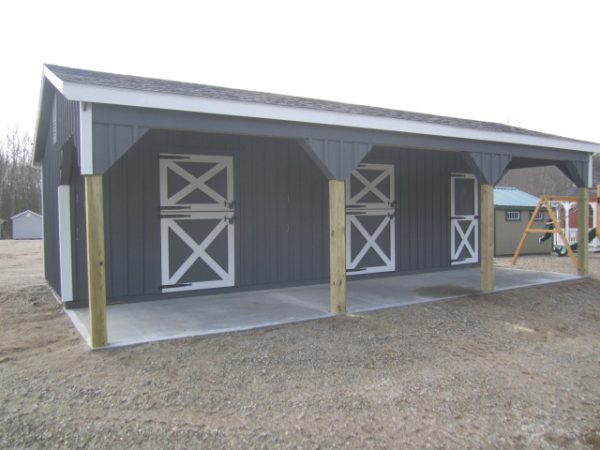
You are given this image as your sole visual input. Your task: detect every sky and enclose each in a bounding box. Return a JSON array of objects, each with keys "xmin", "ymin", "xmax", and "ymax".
[{"xmin": 1, "ymin": 0, "xmax": 599, "ymax": 143}]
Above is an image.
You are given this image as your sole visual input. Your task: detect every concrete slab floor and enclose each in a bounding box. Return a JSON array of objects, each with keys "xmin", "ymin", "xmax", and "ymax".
[{"xmin": 66, "ymin": 267, "xmax": 580, "ymax": 348}]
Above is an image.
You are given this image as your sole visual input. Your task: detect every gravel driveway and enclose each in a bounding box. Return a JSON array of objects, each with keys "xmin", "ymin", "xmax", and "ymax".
[{"xmin": 1, "ymin": 241, "xmax": 599, "ymax": 449}]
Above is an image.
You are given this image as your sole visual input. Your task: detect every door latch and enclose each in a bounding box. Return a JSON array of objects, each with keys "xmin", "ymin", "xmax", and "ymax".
[{"xmin": 160, "ymin": 282, "xmax": 192, "ymax": 289}]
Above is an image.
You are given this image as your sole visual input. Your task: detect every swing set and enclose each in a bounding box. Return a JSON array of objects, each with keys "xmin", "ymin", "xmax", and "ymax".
[{"xmin": 511, "ymin": 186, "xmax": 600, "ymax": 269}]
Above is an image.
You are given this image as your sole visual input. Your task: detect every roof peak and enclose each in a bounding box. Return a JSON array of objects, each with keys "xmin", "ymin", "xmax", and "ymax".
[{"xmin": 11, "ymin": 210, "xmax": 41, "ymax": 219}]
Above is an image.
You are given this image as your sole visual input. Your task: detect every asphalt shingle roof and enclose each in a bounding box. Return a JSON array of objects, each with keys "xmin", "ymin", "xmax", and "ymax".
[{"xmin": 45, "ymin": 64, "xmax": 594, "ymax": 145}]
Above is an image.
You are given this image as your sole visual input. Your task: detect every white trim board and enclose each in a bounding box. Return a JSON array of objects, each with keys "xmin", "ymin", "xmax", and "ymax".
[
  {"xmin": 58, "ymin": 185, "xmax": 73, "ymax": 302},
  {"xmin": 78, "ymin": 103, "xmax": 93, "ymax": 174},
  {"xmin": 43, "ymin": 66, "xmax": 64, "ymax": 92},
  {"xmin": 42, "ymin": 67, "xmax": 600, "ymax": 155}
]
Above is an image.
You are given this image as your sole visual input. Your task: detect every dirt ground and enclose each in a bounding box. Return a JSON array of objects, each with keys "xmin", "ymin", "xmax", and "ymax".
[
  {"xmin": 1, "ymin": 240, "xmax": 599, "ymax": 449},
  {"xmin": 496, "ymin": 252, "xmax": 600, "ymax": 279}
]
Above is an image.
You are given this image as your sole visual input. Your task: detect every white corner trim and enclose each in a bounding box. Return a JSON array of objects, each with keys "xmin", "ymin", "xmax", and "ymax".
[
  {"xmin": 589, "ymin": 153, "xmax": 594, "ymax": 188},
  {"xmin": 54, "ymin": 80, "xmax": 600, "ymax": 154},
  {"xmin": 43, "ymin": 66, "xmax": 64, "ymax": 93},
  {"xmin": 79, "ymin": 102, "xmax": 93, "ymax": 174},
  {"xmin": 58, "ymin": 185, "xmax": 74, "ymax": 302}
]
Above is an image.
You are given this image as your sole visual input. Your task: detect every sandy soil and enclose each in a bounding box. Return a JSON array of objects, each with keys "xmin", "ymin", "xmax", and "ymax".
[{"xmin": 1, "ymin": 240, "xmax": 599, "ymax": 449}]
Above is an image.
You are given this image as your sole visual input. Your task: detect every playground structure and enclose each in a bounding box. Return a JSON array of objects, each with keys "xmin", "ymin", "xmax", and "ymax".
[
  {"xmin": 512, "ymin": 186, "xmax": 600, "ymax": 269},
  {"xmin": 552, "ymin": 197, "xmax": 600, "ymax": 251}
]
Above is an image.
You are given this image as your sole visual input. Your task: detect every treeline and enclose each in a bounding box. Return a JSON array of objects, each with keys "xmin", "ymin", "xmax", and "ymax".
[
  {"xmin": 498, "ymin": 154, "xmax": 599, "ymax": 197},
  {"xmin": 0, "ymin": 128, "xmax": 41, "ymax": 237}
]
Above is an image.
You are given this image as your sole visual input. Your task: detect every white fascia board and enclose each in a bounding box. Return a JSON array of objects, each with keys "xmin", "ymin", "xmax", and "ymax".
[
  {"xmin": 43, "ymin": 66, "xmax": 64, "ymax": 93},
  {"xmin": 54, "ymin": 79, "xmax": 600, "ymax": 154}
]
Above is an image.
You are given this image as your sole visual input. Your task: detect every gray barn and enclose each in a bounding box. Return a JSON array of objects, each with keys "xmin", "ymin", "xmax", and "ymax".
[
  {"xmin": 33, "ymin": 65, "xmax": 598, "ymax": 347},
  {"xmin": 11, "ymin": 210, "xmax": 43, "ymax": 240}
]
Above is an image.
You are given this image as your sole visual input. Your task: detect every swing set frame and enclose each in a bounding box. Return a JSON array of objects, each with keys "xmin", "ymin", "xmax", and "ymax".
[{"xmin": 511, "ymin": 186, "xmax": 600, "ymax": 269}]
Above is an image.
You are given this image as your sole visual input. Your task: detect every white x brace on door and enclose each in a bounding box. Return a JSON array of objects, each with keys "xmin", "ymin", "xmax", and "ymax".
[
  {"xmin": 450, "ymin": 173, "xmax": 479, "ymax": 265},
  {"xmin": 345, "ymin": 163, "xmax": 396, "ymax": 275},
  {"xmin": 159, "ymin": 154, "xmax": 235, "ymax": 293}
]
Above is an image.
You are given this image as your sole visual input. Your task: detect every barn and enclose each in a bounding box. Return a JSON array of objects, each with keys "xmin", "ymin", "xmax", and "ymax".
[
  {"xmin": 11, "ymin": 210, "xmax": 43, "ymax": 240},
  {"xmin": 493, "ymin": 187, "xmax": 552, "ymax": 256},
  {"xmin": 33, "ymin": 65, "xmax": 598, "ymax": 347}
]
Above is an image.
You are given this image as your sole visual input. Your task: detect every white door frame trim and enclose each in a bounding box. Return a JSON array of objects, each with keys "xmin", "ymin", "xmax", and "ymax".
[{"xmin": 450, "ymin": 173, "xmax": 479, "ymax": 265}]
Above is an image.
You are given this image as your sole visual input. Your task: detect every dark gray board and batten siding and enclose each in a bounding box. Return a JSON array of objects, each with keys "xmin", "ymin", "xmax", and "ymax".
[
  {"xmin": 363, "ymin": 147, "xmax": 471, "ymax": 270},
  {"xmin": 71, "ymin": 130, "xmax": 331, "ymax": 302},
  {"xmin": 68, "ymin": 130, "xmax": 471, "ymax": 304},
  {"xmin": 90, "ymin": 104, "xmax": 591, "ymax": 176},
  {"xmin": 41, "ymin": 90, "xmax": 80, "ymax": 296},
  {"xmin": 42, "ymin": 119, "xmax": 62, "ymax": 294}
]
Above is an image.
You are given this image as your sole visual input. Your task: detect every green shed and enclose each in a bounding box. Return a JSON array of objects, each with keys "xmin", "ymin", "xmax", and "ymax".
[{"xmin": 494, "ymin": 187, "xmax": 552, "ymax": 256}]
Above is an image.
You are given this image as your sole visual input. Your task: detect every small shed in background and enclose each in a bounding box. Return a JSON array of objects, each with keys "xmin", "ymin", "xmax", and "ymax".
[
  {"xmin": 11, "ymin": 210, "xmax": 43, "ymax": 240},
  {"xmin": 494, "ymin": 187, "xmax": 552, "ymax": 256}
]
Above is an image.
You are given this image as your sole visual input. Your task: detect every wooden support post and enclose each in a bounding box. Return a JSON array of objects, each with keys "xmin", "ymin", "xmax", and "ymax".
[
  {"xmin": 577, "ymin": 187, "xmax": 589, "ymax": 276},
  {"xmin": 329, "ymin": 180, "xmax": 346, "ymax": 313},
  {"xmin": 480, "ymin": 184, "xmax": 494, "ymax": 293},
  {"xmin": 85, "ymin": 175, "xmax": 107, "ymax": 347}
]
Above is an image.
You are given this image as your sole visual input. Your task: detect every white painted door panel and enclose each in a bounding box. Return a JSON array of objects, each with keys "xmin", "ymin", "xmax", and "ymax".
[
  {"xmin": 159, "ymin": 154, "xmax": 235, "ymax": 292},
  {"xmin": 346, "ymin": 163, "xmax": 396, "ymax": 275}
]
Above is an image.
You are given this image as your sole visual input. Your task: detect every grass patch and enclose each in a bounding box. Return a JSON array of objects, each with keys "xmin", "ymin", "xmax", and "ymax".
[{"xmin": 585, "ymin": 429, "xmax": 600, "ymax": 449}]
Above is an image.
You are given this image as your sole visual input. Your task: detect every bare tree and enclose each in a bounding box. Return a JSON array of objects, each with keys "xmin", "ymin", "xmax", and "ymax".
[
  {"xmin": 0, "ymin": 127, "xmax": 41, "ymax": 237},
  {"xmin": 498, "ymin": 153, "xmax": 599, "ymax": 197},
  {"xmin": 498, "ymin": 166, "xmax": 573, "ymax": 197}
]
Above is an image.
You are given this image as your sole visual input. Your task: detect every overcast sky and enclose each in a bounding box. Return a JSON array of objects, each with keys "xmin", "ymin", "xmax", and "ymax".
[{"xmin": 1, "ymin": 0, "xmax": 598, "ymax": 144}]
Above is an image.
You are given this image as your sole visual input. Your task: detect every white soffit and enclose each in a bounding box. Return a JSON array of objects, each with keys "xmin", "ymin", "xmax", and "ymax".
[{"xmin": 43, "ymin": 68, "xmax": 600, "ymax": 154}]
